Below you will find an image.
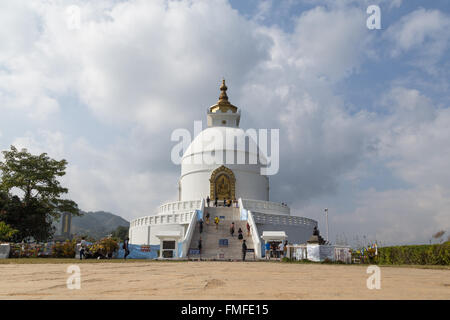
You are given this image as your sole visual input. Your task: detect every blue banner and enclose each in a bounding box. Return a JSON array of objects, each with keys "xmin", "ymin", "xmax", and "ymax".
[
  {"xmin": 116, "ymin": 243, "xmax": 160, "ymax": 259},
  {"xmin": 196, "ymin": 209, "xmax": 203, "ymax": 221},
  {"xmin": 240, "ymin": 208, "xmax": 248, "ymax": 221}
]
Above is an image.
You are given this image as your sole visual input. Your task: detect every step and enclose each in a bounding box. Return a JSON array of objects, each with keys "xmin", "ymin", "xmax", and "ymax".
[
  {"xmin": 188, "ymin": 210, "xmax": 255, "ymax": 260},
  {"xmin": 203, "ymin": 207, "xmax": 241, "ymax": 221}
]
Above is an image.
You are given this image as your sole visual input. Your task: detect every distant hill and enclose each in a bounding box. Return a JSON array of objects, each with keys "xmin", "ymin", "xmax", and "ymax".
[{"xmin": 70, "ymin": 211, "xmax": 129, "ymax": 239}]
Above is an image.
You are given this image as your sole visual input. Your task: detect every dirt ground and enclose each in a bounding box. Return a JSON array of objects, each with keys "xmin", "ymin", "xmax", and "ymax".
[{"xmin": 0, "ymin": 261, "xmax": 449, "ymax": 299}]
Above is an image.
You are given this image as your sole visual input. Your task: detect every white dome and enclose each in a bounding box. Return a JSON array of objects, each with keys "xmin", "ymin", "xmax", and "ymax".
[
  {"xmin": 182, "ymin": 126, "xmax": 267, "ymax": 166},
  {"xmin": 179, "ymin": 126, "xmax": 269, "ymax": 201}
]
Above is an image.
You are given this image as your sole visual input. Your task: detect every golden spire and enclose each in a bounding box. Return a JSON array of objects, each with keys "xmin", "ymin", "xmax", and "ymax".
[
  {"xmin": 209, "ymin": 78, "xmax": 238, "ymax": 113},
  {"xmin": 218, "ymin": 79, "xmax": 228, "ymax": 102}
]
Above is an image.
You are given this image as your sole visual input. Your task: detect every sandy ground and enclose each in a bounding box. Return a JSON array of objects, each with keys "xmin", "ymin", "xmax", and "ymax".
[{"xmin": 0, "ymin": 261, "xmax": 449, "ymax": 300}]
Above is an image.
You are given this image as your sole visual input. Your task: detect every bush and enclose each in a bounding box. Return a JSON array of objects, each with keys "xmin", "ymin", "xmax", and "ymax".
[
  {"xmin": 0, "ymin": 221, "xmax": 18, "ymax": 242},
  {"xmin": 51, "ymin": 240, "xmax": 76, "ymax": 258},
  {"xmin": 85, "ymin": 237, "xmax": 119, "ymax": 259},
  {"xmin": 367, "ymin": 243, "xmax": 449, "ymax": 265}
]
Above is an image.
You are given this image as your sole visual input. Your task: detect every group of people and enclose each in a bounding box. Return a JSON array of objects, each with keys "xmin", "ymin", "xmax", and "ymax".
[
  {"xmin": 229, "ymin": 221, "xmax": 251, "ymax": 240},
  {"xmin": 200, "ymin": 212, "xmax": 220, "ymax": 230},
  {"xmin": 77, "ymin": 237, "xmax": 130, "ymax": 260},
  {"xmin": 197, "ymin": 213, "xmax": 252, "ymax": 261},
  {"xmin": 206, "ymin": 196, "xmax": 238, "ymax": 208},
  {"xmin": 264, "ymin": 240, "xmax": 288, "ymax": 260}
]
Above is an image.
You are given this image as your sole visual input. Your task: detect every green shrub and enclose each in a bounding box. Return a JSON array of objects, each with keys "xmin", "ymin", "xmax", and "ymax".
[
  {"xmin": 51, "ymin": 240, "xmax": 76, "ymax": 258},
  {"xmin": 375, "ymin": 243, "xmax": 449, "ymax": 265}
]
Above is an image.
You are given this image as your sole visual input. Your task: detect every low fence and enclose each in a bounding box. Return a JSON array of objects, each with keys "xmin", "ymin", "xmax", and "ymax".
[
  {"xmin": 252, "ymin": 212, "xmax": 317, "ymax": 227},
  {"xmin": 3, "ymin": 241, "xmax": 161, "ymax": 260},
  {"xmin": 241, "ymin": 199, "xmax": 290, "ymax": 215},
  {"xmin": 130, "ymin": 211, "xmax": 196, "ymax": 228},
  {"xmin": 286, "ymin": 244, "xmax": 352, "ymax": 263},
  {"xmin": 157, "ymin": 200, "xmax": 202, "ymax": 214},
  {"xmin": 7, "ymin": 242, "xmax": 74, "ymax": 258}
]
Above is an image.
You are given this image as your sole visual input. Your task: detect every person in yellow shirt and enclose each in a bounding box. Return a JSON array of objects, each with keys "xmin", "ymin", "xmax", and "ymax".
[{"xmin": 214, "ymin": 216, "xmax": 219, "ymax": 230}]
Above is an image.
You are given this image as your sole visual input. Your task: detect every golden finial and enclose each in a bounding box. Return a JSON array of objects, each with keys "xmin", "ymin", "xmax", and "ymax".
[
  {"xmin": 209, "ymin": 78, "xmax": 238, "ymax": 113},
  {"xmin": 219, "ymin": 78, "xmax": 228, "ymax": 102}
]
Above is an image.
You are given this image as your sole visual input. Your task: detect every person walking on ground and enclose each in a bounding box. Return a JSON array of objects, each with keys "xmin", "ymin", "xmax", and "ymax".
[
  {"xmin": 230, "ymin": 222, "xmax": 235, "ymax": 237},
  {"xmin": 214, "ymin": 197, "xmax": 218, "ymax": 207},
  {"xmin": 242, "ymin": 240, "xmax": 247, "ymax": 261},
  {"xmin": 198, "ymin": 237, "xmax": 202, "ymax": 257},
  {"xmin": 265, "ymin": 241, "xmax": 271, "ymax": 260},
  {"xmin": 283, "ymin": 240, "xmax": 288, "ymax": 258},
  {"xmin": 205, "ymin": 212, "xmax": 210, "ymax": 225},
  {"xmin": 206, "ymin": 196, "xmax": 210, "ymax": 207},
  {"xmin": 246, "ymin": 221, "xmax": 251, "ymax": 236},
  {"xmin": 76, "ymin": 241, "xmax": 81, "ymax": 259},
  {"xmin": 238, "ymin": 227, "xmax": 243, "ymax": 241},
  {"xmin": 223, "ymin": 198, "xmax": 226, "ymax": 207},
  {"xmin": 199, "ymin": 218, "xmax": 204, "ymax": 234},
  {"xmin": 123, "ymin": 237, "xmax": 130, "ymax": 260},
  {"xmin": 79, "ymin": 237, "xmax": 86, "ymax": 260},
  {"xmin": 279, "ymin": 241, "xmax": 284, "ymax": 259},
  {"xmin": 214, "ymin": 216, "xmax": 219, "ymax": 230}
]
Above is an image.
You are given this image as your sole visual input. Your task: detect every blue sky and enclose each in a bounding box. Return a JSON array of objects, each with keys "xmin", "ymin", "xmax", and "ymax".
[{"xmin": 0, "ymin": 0, "xmax": 449, "ymax": 246}]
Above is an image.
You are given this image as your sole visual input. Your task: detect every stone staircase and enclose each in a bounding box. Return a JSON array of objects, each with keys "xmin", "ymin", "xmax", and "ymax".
[{"xmin": 188, "ymin": 206, "xmax": 255, "ymax": 260}]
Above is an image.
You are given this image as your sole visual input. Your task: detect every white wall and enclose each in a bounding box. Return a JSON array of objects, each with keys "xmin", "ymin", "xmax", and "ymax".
[
  {"xmin": 180, "ymin": 166, "xmax": 269, "ymax": 201},
  {"xmin": 130, "ymin": 224, "xmax": 187, "ymax": 245},
  {"xmin": 130, "ymin": 225, "xmax": 150, "ymax": 245}
]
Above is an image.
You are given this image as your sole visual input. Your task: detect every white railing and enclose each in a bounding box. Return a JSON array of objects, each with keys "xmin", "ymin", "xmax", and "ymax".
[
  {"xmin": 247, "ymin": 210, "xmax": 261, "ymax": 259},
  {"xmin": 130, "ymin": 211, "xmax": 196, "ymax": 227},
  {"xmin": 251, "ymin": 212, "xmax": 317, "ymax": 227},
  {"xmin": 241, "ymin": 199, "xmax": 290, "ymax": 215},
  {"xmin": 157, "ymin": 200, "xmax": 202, "ymax": 214},
  {"xmin": 180, "ymin": 199, "xmax": 205, "ymax": 258},
  {"xmin": 238, "ymin": 198, "xmax": 246, "ymax": 220}
]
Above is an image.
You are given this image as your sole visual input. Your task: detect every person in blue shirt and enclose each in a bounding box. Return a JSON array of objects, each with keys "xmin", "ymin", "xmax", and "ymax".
[{"xmin": 265, "ymin": 241, "xmax": 271, "ymax": 260}]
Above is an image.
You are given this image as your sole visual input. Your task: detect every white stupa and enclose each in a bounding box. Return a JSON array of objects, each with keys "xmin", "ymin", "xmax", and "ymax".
[{"xmin": 129, "ymin": 80, "xmax": 317, "ymax": 259}]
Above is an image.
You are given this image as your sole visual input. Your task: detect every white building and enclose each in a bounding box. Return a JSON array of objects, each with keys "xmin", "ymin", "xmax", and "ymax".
[{"xmin": 129, "ymin": 80, "xmax": 317, "ymax": 259}]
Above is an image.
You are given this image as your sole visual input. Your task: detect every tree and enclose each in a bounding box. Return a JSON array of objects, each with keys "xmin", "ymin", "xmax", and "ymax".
[
  {"xmin": 0, "ymin": 146, "xmax": 80, "ymax": 241},
  {"xmin": 432, "ymin": 230, "xmax": 446, "ymax": 244},
  {"xmin": 0, "ymin": 221, "xmax": 18, "ymax": 242},
  {"xmin": 111, "ymin": 225, "xmax": 129, "ymax": 240}
]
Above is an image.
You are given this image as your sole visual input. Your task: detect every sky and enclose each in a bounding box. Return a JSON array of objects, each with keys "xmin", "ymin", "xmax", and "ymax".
[{"xmin": 0, "ymin": 0, "xmax": 449, "ymax": 246}]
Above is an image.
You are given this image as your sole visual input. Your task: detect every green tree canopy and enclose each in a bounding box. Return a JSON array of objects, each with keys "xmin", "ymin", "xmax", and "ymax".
[
  {"xmin": 0, "ymin": 146, "xmax": 79, "ymax": 218},
  {"xmin": 0, "ymin": 146, "xmax": 80, "ymax": 242}
]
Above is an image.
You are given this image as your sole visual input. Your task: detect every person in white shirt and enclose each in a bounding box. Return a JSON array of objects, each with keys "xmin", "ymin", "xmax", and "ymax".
[
  {"xmin": 79, "ymin": 238, "xmax": 87, "ymax": 260},
  {"xmin": 279, "ymin": 242, "xmax": 284, "ymax": 258}
]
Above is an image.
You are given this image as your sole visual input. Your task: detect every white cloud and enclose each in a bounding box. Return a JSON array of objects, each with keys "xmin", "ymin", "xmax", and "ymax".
[
  {"xmin": 12, "ymin": 130, "xmax": 65, "ymax": 160},
  {"xmin": 378, "ymin": 91, "xmax": 450, "ymax": 188},
  {"xmin": 339, "ymin": 186, "xmax": 450, "ymax": 245},
  {"xmin": 63, "ymin": 138, "xmax": 178, "ymax": 217},
  {"xmin": 385, "ymin": 8, "xmax": 450, "ymax": 72}
]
